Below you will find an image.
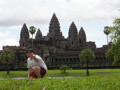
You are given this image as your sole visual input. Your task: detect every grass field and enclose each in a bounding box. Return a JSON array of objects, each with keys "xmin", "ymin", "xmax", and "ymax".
[
  {"xmin": 0, "ymin": 69, "xmax": 119, "ymax": 78},
  {"xmin": 0, "ymin": 69, "xmax": 120, "ymax": 90}
]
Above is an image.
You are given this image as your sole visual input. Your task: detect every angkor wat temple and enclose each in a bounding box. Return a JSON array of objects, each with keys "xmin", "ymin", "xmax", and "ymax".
[{"xmin": 1, "ymin": 13, "xmax": 113, "ymax": 70}]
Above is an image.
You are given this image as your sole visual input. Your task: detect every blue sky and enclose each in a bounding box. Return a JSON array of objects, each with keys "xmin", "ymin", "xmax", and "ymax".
[{"xmin": 0, "ymin": 0, "xmax": 120, "ymax": 50}]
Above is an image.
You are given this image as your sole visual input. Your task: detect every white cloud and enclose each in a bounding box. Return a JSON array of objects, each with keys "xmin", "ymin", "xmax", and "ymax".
[
  {"xmin": 0, "ymin": 0, "xmax": 119, "ymax": 26},
  {"xmin": 0, "ymin": 0, "xmax": 120, "ymax": 49},
  {"xmin": 0, "ymin": 37, "xmax": 19, "ymax": 50},
  {"xmin": 1, "ymin": 38, "xmax": 18, "ymax": 46}
]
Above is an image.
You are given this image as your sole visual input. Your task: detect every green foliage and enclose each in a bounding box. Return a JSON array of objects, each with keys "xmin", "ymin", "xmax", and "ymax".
[
  {"xmin": 60, "ymin": 65, "xmax": 70, "ymax": 73},
  {"xmin": 106, "ymin": 18, "xmax": 120, "ymax": 65},
  {"xmin": 0, "ymin": 50, "xmax": 15, "ymax": 63},
  {"xmin": 0, "ymin": 50, "xmax": 15, "ymax": 74},
  {"xmin": 29, "ymin": 26, "xmax": 36, "ymax": 35},
  {"xmin": 112, "ymin": 55, "xmax": 120, "ymax": 65},
  {"xmin": 0, "ymin": 69, "xmax": 120, "ymax": 90},
  {"xmin": 79, "ymin": 49, "xmax": 95, "ymax": 76},
  {"xmin": 104, "ymin": 26, "xmax": 111, "ymax": 35},
  {"xmin": 29, "ymin": 26, "xmax": 36, "ymax": 48},
  {"xmin": 79, "ymin": 49, "xmax": 95, "ymax": 62},
  {"xmin": 105, "ymin": 48, "xmax": 114, "ymax": 59}
]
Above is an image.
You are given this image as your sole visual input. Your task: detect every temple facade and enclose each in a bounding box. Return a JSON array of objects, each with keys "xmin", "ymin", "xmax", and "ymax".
[{"xmin": 1, "ymin": 13, "xmax": 113, "ymax": 70}]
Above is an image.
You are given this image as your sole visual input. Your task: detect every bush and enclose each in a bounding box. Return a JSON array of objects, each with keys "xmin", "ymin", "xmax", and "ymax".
[{"xmin": 60, "ymin": 65, "xmax": 70, "ymax": 73}]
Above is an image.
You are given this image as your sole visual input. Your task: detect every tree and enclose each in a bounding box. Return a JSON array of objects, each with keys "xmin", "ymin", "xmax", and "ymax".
[
  {"xmin": 104, "ymin": 26, "xmax": 111, "ymax": 35},
  {"xmin": 104, "ymin": 26, "xmax": 111, "ymax": 67},
  {"xmin": 29, "ymin": 26, "xmax": 36, "ymax": 48},
  {"xmin": 106, "ymin": 18, "xmax": 120, "ymax": 65},
  {"xmin": 79, "ymin": 49, "xmax": 95, "ymax": 76},
  {"xmin": 105, "ymin": 47, "xmax": 115, "ymax": 65},
  {"xmin": 104, "ymin": 26, "xmax": 111, "ymax": 46},
  {"xmin": 60, "ymin": 65, "xmax": 70, "ymax": 74},
  {"xmin": 0, "ymin": 50, "xmax": 15, "ymax": 74},
  {"xmin": 105, "ymin": 48, "xmax": 114, "ymax": 59}
]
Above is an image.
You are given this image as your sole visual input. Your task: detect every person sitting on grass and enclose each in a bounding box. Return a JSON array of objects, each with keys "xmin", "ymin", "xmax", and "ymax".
[{"xmin": 27, "ymin": 48, "xmax": 47, "ymax": 78}]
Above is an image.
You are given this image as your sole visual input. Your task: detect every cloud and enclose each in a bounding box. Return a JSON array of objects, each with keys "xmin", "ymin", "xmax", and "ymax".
[
  {"xmin": 0, "ymin": 29, "xmax": 20, "ymax": 50},
  {"xmin": 0, "ymin": 38, "xmax": 19, "ymax": 49},
  {"xmin": 0, "ymin": 0, "xmax": 119, "ymax": 27},
  {"xmin": 0, "ymin": 0, "xmax": 120, "ymax": 50}
]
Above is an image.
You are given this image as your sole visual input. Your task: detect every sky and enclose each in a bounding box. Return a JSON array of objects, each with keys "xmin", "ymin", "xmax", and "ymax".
[{"xmin": 0, "ymin": 0, "xmax": 120, "ymax": 50}]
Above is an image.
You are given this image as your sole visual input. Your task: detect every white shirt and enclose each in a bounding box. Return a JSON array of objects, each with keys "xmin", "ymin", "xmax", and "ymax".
[{"xmin": 27, "ymin": 55, "xmax": 47, "ymax": 71}]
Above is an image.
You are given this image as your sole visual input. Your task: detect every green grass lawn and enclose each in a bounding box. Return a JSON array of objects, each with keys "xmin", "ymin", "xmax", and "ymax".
[
  {"xmin": 0, "ymin": 69, "xmax": 120, "ymax": 90},
  {"xmin": 0, "ymin": 69, "xmax": 119, "ymax": 78}
]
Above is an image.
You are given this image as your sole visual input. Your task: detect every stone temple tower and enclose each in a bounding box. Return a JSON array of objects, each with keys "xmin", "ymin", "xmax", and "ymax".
[
  {"xmin": 19, "ymin": 23, "xmax": 29, "ymax": 47},
  {"xmin": 79, "ymin": 27, "xmax": 86, "ymax": 47},
  {"xmin": 35, "ymin": 28, "xmax": 42, "ymax": 41},
  {"xmin": 47, "ymin": 13, "xmax": 64, "ymax": 42},
  {"xmin": 68, "ymin": 22, "xmax": 79, "ymax": 46}
]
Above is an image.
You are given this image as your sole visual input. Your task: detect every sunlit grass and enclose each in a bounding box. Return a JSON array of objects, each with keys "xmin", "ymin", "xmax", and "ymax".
[
  {"xmin": 0, "ymin": 69, "xmax": 120, "ymax": 90},
  {"xmin": 0, "ymin": 77, "xmax": 120, "ymax": 90},
  {"xmin": 0, "ymin": 69, "xmax": 119, "ymax": 78},
  {"xmin": 0, "ymin": 71, "xmax": 27, "ymax": 78}
]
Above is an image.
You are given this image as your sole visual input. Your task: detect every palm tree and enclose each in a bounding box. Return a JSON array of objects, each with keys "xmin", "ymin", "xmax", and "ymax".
[
  {"xmin": 0, "ymin": 50, "xmax": 15, "ymax": 74},
  {"xmin": 79, "ymin": 49, "xmax": 95, "ymax": 76},
  {"xmin": 104, "ymin": 26, "xmax": 111, "ymax": 67},
  {"xmin": 104, "ymin": 26, "xmax": 111, "ymax": 46},
  {"xmin": 29, "ymin": 26, "xmax": 36, "ymax": 48}
]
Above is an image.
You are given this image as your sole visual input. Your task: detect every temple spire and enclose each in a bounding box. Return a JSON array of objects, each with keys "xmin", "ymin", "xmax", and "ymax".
[
  {"xmin": 19, "ymin": 23, "xmax": 29, "ymax": 47},
  {"xmin": 79, "ymin": 27, "xmax": 86, "ymax": 46},
  {"xmin": 68, "ymin": 22, "xmax": 78, "ymax": 39},
  {"xmin": 68, "ymin": 22, "xmax": 79, "ymax": 46},
  {"xmin": 47, "ymin": 13, "xmax": 63, "ymax": 41},
  {"xmin": 35, "ymin": 28, "xmax": 42, "ymax": 40}
]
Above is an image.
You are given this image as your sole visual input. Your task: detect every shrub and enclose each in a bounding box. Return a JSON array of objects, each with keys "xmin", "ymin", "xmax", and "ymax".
[{"xmin": 60, "ymin": 65, "xmax": 70, "ymax": 73}]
